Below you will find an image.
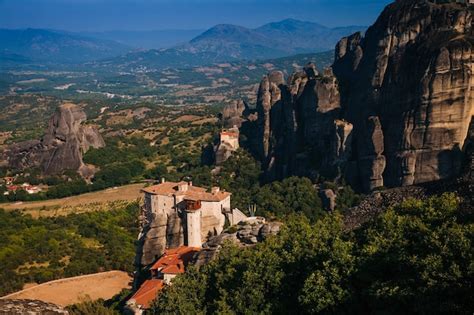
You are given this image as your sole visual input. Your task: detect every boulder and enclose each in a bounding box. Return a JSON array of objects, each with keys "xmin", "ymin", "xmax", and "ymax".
[{"xmin": 193, "ymin": 219, "xmax": 282, "ymax": 266}]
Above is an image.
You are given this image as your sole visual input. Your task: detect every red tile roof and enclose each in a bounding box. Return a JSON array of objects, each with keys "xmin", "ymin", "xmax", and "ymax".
[
  {"xmin": 221, "ymin": 131, "xmax": 239, "ymax": 137},
  {"xmin": 151, "ymin": 246, "xmax": 200, "ymax": 275},
  {"xmin": 129, "ymin": 279, "xmax": 164, "ymax": 309},
  {"xmin": 129, "ymin": 246, "xmax": 201, "ymax": 310},
  {"xmin": 141, "ymin": 181, "xmax": 230, "ymax": 202}
]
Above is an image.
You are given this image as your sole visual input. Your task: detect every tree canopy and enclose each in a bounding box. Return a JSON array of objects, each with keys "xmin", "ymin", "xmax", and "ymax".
[{"xmin": 151, "ymin": 193, "xmax": 473, "ymax": 314}]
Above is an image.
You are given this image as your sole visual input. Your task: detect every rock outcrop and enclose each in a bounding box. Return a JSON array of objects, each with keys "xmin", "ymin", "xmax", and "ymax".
[
  {"xmin": 138, "ymin": 211, "xmax": 184, "ymax": 266},
  {"xmin": 220, "ymin": 100, "xmax": 247, "ymax": 129},
  {"xmin": 334, "ymin": 0, "xmax": 473, "ymax": 190},
  {"xmin": 3, "ymin": 103, "xmax": 105, "ymax": 177},
  {"xmin": 193, "ymin": 218, "xmax": 282, "ymax": 266},
  {"xmin": 138, "ymin": 207, "xmax": 228, "ymax": 266},
  {"xmin": 251, "ymin": 64, "xmax": 352, "ymax": 181},
  {"xmin": 0, "ymin": 299, "xmax": 68, "ymax": 315},
  {"xmin": 246, "ymin": 0, "xmax": 473, "ymax": 192}
]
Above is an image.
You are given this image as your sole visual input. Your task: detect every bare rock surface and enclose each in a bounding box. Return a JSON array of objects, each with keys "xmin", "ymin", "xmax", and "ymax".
[
  {"xmin": 344, "ymin": 140, "xmax": 474, "ymax": 231},
  {"xmin": 193, "ymin": 219, "xmax": 282, "ymax": 266},
  {"xmin": 244, "ymin": 0, "xmax": 473, "ymax": 192},
  {"xmin": 320, "ymin": 189, "xmax": 336, "ymax": 211},
  {"xmin": 221, "ymin": 100, "xmax": 247, "ymax": 128},
  {"xmin": 3, "ymin": 103, "xmax": 105, "ymax": 177},
  {"xmin": 333, "ymin": 0, "xmax": 473, "ymax": 190},
  {"xmin": 0, "ymin": 299, "xmax": 68, "ymax": 315}
]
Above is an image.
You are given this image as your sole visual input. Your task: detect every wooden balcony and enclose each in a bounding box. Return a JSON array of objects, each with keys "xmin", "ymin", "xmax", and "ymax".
[{"xmin": 185, "ymin": 199, "xmax": 201, "ymax": 211}]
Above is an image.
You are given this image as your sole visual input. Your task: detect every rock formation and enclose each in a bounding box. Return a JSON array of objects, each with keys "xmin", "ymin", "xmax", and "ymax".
[
  {"xmin": 320, "ymin": 189, "xmax": 336, "ymax": 211},
  {"xmin": 245, "ymin": 0, "xmax": 473, "ymax": 192},
  {"xmin": 138, "ymin": 206, "xmax": 230, "ymax": 266},
  {"xmin": 251, "ymin": 63, "xmax": 352, "ymax": 181},
  {"xmin": 193, "ymin": 218, "xmax": 282, "ymax": 266},
  {"xmin": 3, "ymin": 103, "xmax": 105, "ymax": 177},
  {"xmin": 0, "ymin": 299, "xmax": 68, "ymax": 314},
  {"xmin": 333, "ymin": 0, "xmax": 473, "ymax": 190},
  {"xmin": 138, "ymin": 210, "xmax": 184, "ymax": 266},
  {"xmin": 220, "ymin": 100, "xmax": 247, "ymax": 129}
]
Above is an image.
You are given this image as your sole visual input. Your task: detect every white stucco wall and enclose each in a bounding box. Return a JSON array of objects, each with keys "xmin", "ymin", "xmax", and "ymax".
[{"xmin": 186, "ymin": 210, "xmax": 202, "ymax": 247}]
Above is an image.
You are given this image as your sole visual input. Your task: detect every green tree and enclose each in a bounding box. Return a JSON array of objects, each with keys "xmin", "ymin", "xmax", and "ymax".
[
  {"xmin": 255, "ymin": 177, "xmax": 324, "ymax": 221},
  {"xmin": 354, "ymin": 193, "xmax": 474, "ymax": 314},
  {"xmin": 150, "ymin": 214, "xmax": 354, "ymax": 314},
  {"xmin": 151, "ymin": 267, "xmax": 208, "ymax": 314}
]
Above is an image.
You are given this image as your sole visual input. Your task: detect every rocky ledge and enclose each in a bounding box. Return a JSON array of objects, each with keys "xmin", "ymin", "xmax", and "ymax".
[{"xmin": 193, "ymin": 218, "xmax": 282, "ymax": 266}]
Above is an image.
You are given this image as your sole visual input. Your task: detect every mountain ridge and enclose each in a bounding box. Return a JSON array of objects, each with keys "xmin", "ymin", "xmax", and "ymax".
[
  {"xmin": 100, "ymin": 19, "xmax": 366, "ymax": 70},
  {"xmin": 0, "ymin": 28, "xmax": 131, "ymax": 63}
]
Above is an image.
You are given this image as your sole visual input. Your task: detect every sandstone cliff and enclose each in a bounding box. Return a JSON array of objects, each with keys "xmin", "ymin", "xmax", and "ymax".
[
  {"xmin": 334, "ymin": 0, "xmax": 473, "ymax": 190},
  {"xmin": 246, "ymin": 0, "xmax": 473, "ymax": 191},
  {"xmin": 3, "ymin": 103, "xmax": 105, "ymax": 177},
  {"xmin": 220, "ymin": 100, "xmax": 248, "ymax": 129}
]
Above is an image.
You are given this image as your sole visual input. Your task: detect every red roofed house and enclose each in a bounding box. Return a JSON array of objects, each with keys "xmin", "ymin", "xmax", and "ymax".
[
  {"xmin": 126, "ymin": 246, "xmax": 200, "ymax": 314},
  {"xmin": 126, "ymin": 279, "xmax": 164, "ymax": 312}
]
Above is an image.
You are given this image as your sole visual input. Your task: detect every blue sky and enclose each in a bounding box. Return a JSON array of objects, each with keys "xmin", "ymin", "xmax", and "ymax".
[{"xmin": 0, "ymin": 0, "xmax": 393, "ymax": 31}]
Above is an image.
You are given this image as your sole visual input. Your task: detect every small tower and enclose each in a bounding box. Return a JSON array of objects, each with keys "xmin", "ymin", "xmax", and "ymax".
[{"xmin": 184, "ymin": 199, "xmax": 202, "ymax": 248}]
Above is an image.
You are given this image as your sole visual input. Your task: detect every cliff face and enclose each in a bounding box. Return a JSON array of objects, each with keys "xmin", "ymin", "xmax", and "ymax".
[
  {"xmin": 253, "ymin": 65, "xmax": 353, "ymax": 181},
  {"xmin": 4, "ymin": 103, "xmax": 105, "ymax": 176},
  {"xmin": 249, "ymin": 0, "xmax": 473, "ymax": 191},
  {"xmin": 334, "ymin": 0, "xmax": 473, "ymax": 189},
  {"xmin": 221, "ymin": 100, "xmax": 247, "ymax": 129}
]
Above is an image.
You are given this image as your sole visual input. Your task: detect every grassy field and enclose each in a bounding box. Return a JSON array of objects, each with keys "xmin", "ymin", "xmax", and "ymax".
[
  {"xmin": 0, "ymin": 183, "xmax": 145, "ymax": 217},
  {"xmin": 1, "ymin": 271, "xmax": 132, "ymax": 307}
]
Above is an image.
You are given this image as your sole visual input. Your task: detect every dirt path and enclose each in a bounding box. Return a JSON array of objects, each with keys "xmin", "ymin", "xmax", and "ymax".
[
  {"xmin": 0, "ymin": 183, "xmax": 145, "ymax": 213},
  {"xmin": 0, "ymin": 271, "xmax": 132, "ymax": 307}
]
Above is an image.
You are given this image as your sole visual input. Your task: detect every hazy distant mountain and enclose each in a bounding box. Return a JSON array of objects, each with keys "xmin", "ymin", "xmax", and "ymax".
[
  {"xmin": 103, "ymin": 19, "xmax": 365, "ymax": 70},
  {"xmin": 81, "ymin": 29, "xmax": 204, "ymax": 49},
  {"xmin": 255, "ymin": 19, "xmax": 364, "ymax": 52},
  {"xmin": 0, "ymin": 29, "xmax": 131, "ymax": 63}
]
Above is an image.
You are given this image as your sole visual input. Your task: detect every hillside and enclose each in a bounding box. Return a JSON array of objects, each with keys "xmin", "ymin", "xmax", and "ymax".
[
  {"xmin": 81, "ymin": 29, "xmax": 204, "ymax": 49},
  {"xmin": 0, "ymin": 29, "xmax": 131, "ymax": 63},
  {"xmin": 100, "ymin": 19, "xmax": 364, "ymax": 69}
]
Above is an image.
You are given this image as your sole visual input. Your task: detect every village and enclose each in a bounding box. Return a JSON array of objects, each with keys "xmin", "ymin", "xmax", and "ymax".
[{"xmin": 1, "ymin": 176, "xmax": 43, "ymax": 196}]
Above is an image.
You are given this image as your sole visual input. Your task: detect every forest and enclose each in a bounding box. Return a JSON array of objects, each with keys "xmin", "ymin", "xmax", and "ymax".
[
  {"xmin": 0, "ymin": 202, "xmax": 139, "ymax": 296},
  {"xmin": 151, "ymin": 193, "xmax": 474, "ymax": 314}
]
